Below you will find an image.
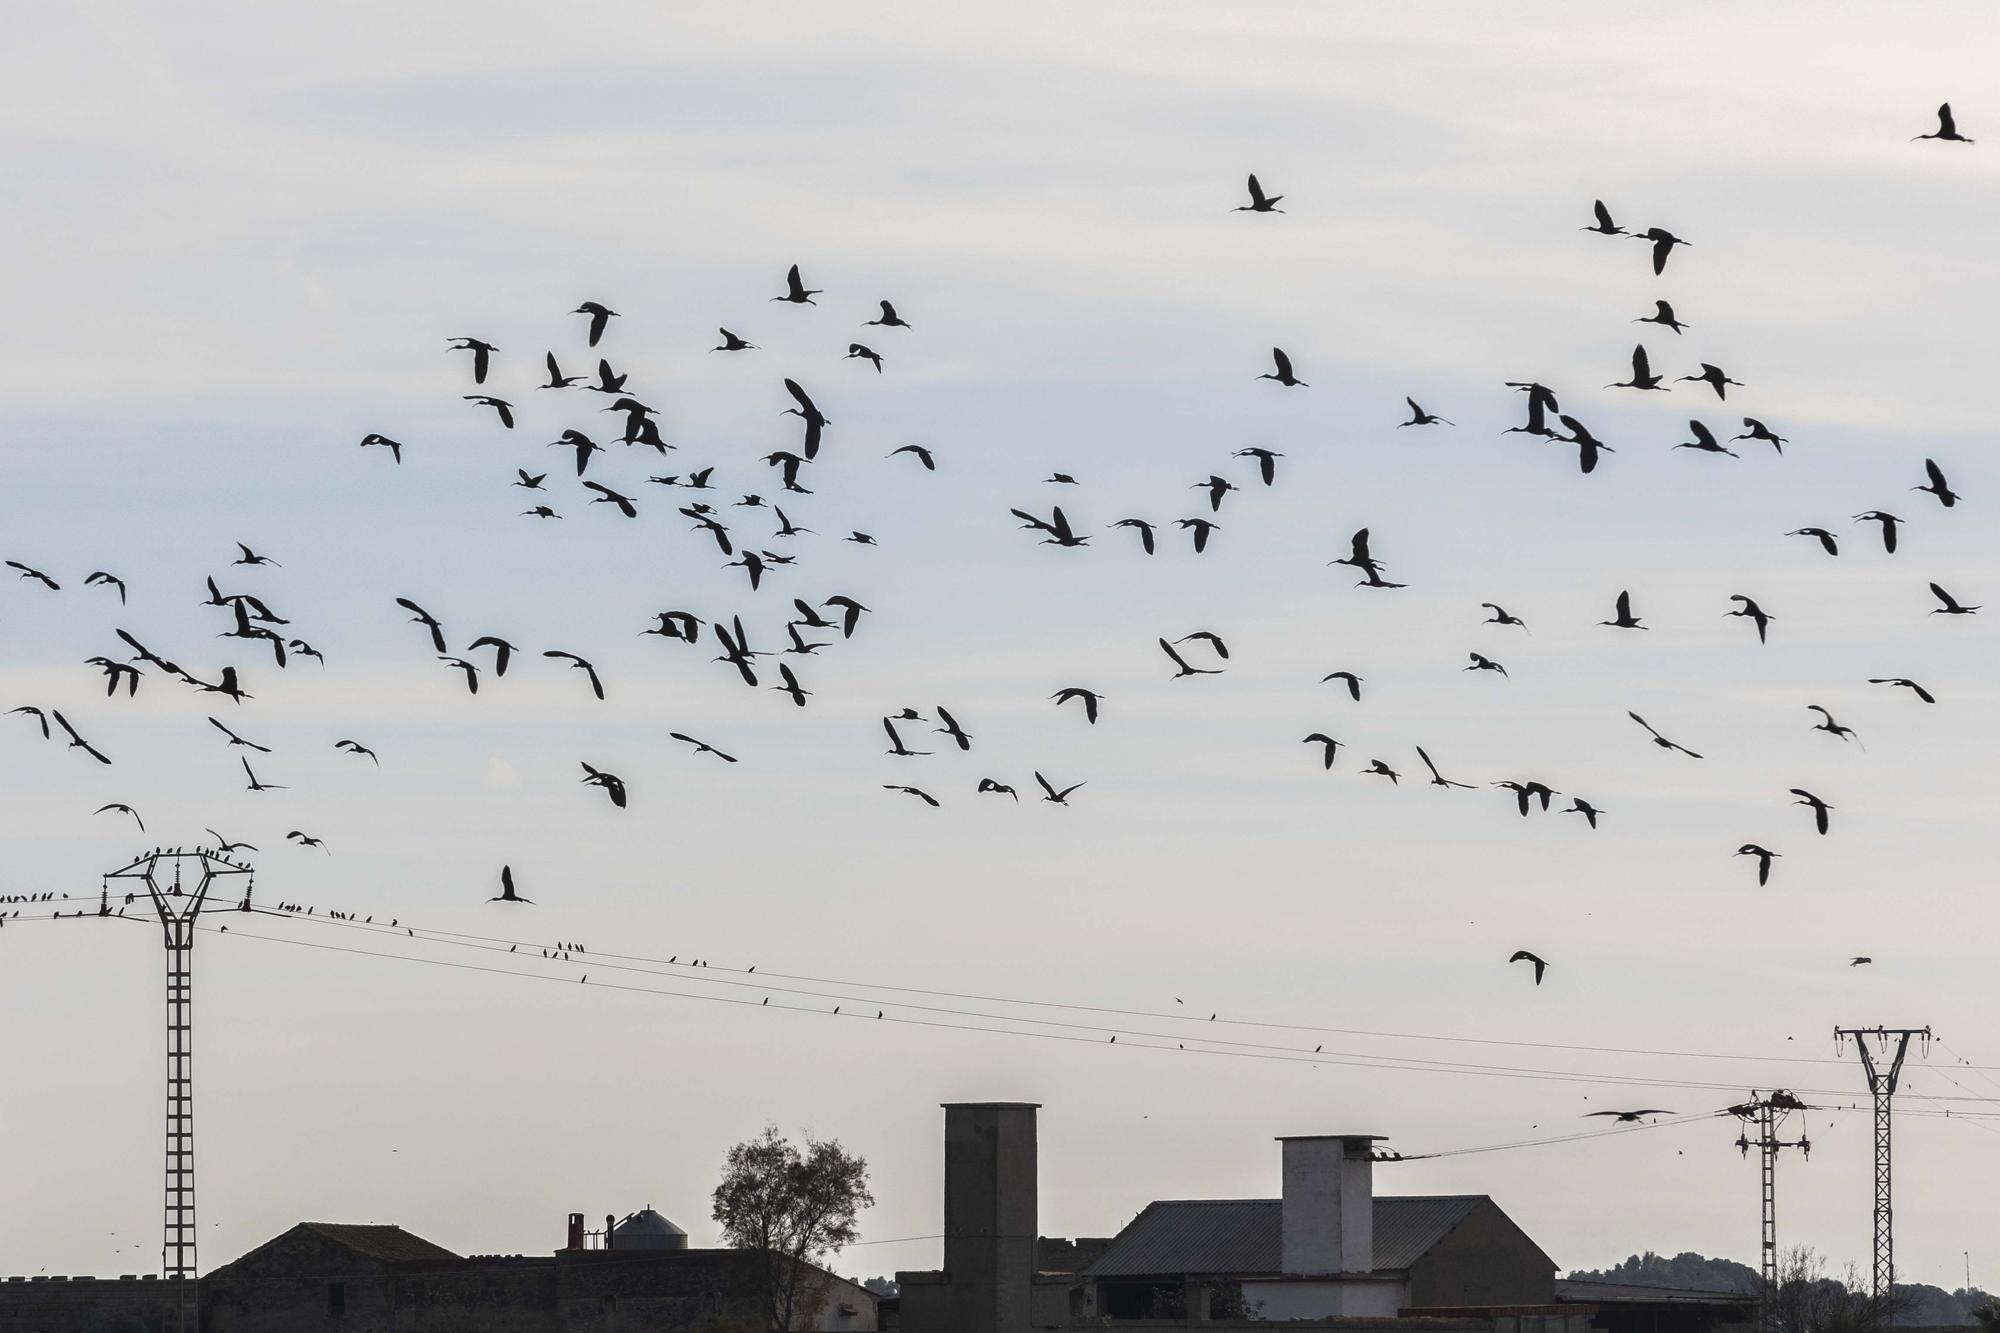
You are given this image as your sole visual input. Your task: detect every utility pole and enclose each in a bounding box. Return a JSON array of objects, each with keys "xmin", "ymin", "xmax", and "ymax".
[
  {"xmin": 106, "ymin": 849, "xmax": 253, "ymax": 1333},
  {"xmin": 1834, "ymin": 1026, "xmax": 1931, "ymax": 1326},
  {"xmin": 1730, "ymin": 1090, "xmax": 1812, "ymax": 1333}
]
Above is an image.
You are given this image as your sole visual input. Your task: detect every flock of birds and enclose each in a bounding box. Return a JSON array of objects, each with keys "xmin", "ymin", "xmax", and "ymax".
[{"xmin": 1, "ymin": 104, "xmax": 1982, "ymax": 1014}]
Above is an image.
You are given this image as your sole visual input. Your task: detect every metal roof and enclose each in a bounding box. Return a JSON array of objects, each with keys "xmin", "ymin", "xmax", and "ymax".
[
  {"xmin": 295, "ymin": 1223, "xmax": 462, "ymax": 1265},
  {"xmin": 1083, "ymin": 1195, "xmax": 1487, "ymax": 1279}
]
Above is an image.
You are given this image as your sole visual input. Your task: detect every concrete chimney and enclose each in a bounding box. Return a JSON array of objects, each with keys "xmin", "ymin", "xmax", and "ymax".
[
  {"xmin": 942, "ymin": 1102, "xmax": 1040, "ymax": 1333},
  {"xmin": 1277, "ymin": 1134, "xmax": 1383, "ymax": 1276}
]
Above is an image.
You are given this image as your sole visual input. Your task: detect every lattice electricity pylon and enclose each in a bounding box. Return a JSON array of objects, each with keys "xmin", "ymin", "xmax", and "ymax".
[
  {"xmin": 105, "ymin": 849, "xmax": 254, "ymax": 1333},
  {"xmin": 1834, "ymin": 1026, "xmax": 1931, "ymax": 1323},
  {"xmin": 1728, "ymin": 1090, "xmax": 1812, "ymax": 1332}
]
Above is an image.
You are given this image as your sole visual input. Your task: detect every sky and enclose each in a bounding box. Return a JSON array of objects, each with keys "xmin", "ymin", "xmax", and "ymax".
[{"xmin": 2, "ymin": 0, "xmax": 1997, "ymax": 1295}]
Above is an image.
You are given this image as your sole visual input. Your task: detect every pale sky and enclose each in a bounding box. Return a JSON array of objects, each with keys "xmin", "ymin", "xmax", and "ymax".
[{"xmin": 2, "ymin": 0, "xmax": 1997, "ymax": 1293}]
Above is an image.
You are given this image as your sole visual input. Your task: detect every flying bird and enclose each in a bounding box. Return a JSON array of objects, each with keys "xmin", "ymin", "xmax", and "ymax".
[
  {"xmin": 241, "ymin": 757, "xmax": 285, "ymax": 792},
  {"xmin": 1725, "ymin": 595, "xmax": 1774, "ymax": 643},
  {"xmin": 1806, "ymin": 705, "xmax": 1860, "ymax": 745},
  {"xmin": 1629, "ymin": 712, "xmax": 1702, "ymax": 758},
  {"xmin": 1564, "ymin": 798, "xmax": 1604, "ymax": 828},
  {"xmin": 1400, "ymin": 398, "xmax": 1454, "ymax": 427},
  {"xmin": 1635, "ymin": 299, "xmax": 1687, "ymax": 333},
  {"xmin": 542, "ymin": 651, "xmax": 604, "ymax": 700},
  {"xmin": 846, "ymin": 343, "xmax": 883, "ymax": 373},
  {"xmin": 1110, "ymin": 518, "xmax": 1157, "ymax": 554},
  {"xmin": 491, "ymin": 865, "xmax": 531, "ymax": 903},
  {"xmin": 1914, "ymin": 102, "xmax": 1973, "ymax": 143},
  {"xmin": 1504, "ymin": 381, "xmax": 1560, "ymax": 437},
  {"xmin": 84, "ymin": 571, "xmax": 127, "ymax": 603},
  {"xmin": 1582, "ymin": 199, "xmax": 1625, "ymax": 235},
  {"xmin": 1609, "ymin": 345, "xmax": 1668, "ymax": 391},
  {"xmin": 772, "ymin": 264, "xmax": 820, "ymax": 305},
  {"xmin": 882, "ymin": 718, "xmax": 930, "ymax": 758},
  {"xmin": 1320, "ymin": 671, "xmax": 1363, "ymax": 701},
  {"xmin": 580, "ymin": 762, "xmax": 627, "ymax": 808},
  {"xmin": 1867, "ymin": 677, "xmax": 1935, "ymax": 704},
  {"xmin": 94, "ymin": 803, "xmax": 144, "ymax": 831},
  {"xmin": 463, "ymin": 395, "xmax": 515, "ymax": 429},
  {"xmin": 1258, "ymin": 347, "xmax": 1307, "ymax": 387},
  {"xmin": 1786, "ymin": 527, "xmax": 1839, "ymax": 556},
  {"xmin": 712, "ymin": 328, "xmax": 756, "ymax": 352},
  {"xmin": 538, "ymin": 351, "xmax": 585, "ymax": 389},
  {"xmin": 582, "ymin": 481, "xmax": 638, "ymax": 518},
  {"xmin": 1600, "ymin": 590, "xmax": 1647, "ymax": 630},
  {"xmin": 207, "ymin": 716, "xmax": 270, "ymax": 752},
  {"xmin": 782, "ymin": 379, "xmax": 830, "ymax": 459},
  {"xmin": 1233, "ymin": 447, "xmax": 1281, "ymax": 485},
  {"xmin": 1680, "ymin": 363, "xmax": 1742, "ymax": 399},
  {"xmin": 1585, "ymin": 1109, "xmax": 1673, "ymax": 1123},
  {"xmin": 7, "ymin": 560, "xmax": 59, "ymax": 590},
  {"xmin": 395, "ymin": 598, "xmax": 447, "ymax": 653},
  {"xmin": 1051, "ymin": 687, "xmax": 1103, "ymax": 724},
  {"xmin": 1790, "ymin": 788, "xmax": 1832, "ymax": 835},
  {"xmin": 1192, "ymin": 475, "xmax": 1238, "ymax": 512},
  {"xmin": 51, "ymin": 711, "xmax": 109, "ymax": 764},
  {"xmin": 1176, "ymin": 517, "xmax": 1219, "ymax": 553},
  {"xmin": 1481, "ymin": 603, "xmax": 1528, "ymax": 630},
  {"xmin": 1493, "ymin": 780, "xmax": 1557, "ymax": 816},
  {"xmin": 286, "ymin": 831, "xmax": 329, "ymax": 852},
  {"xmin": 447, "ymin": 336, "xmax": 496, "ymax": 383},
  {"xmin": 1735, "ymin": 419, "xmax": 1787, "ymax": 452},
  {"xmin": 1034, "ymin": 772, "xmax": 1086, "ymax": 805},
  {"xmin": 1509, "ymin": 950, "xmax": 1548, "ymax": 985},
  {"xmin": 1676, "ymin": 420, "xmax": 1736, "ymax": 457},
  {"xmin": 884, "ymin": 785, "xmax": 940, "ymax": 807},
  {"xmin": 1416, "ymin": 746, "xmax": 1474, "ymax": 790},
  {"xmin": 1301, "ymin": 734, "xmax": 1343, "ymax": 770},
  {"xmin": 573, "ymin": 301, "xmax": 618, "ymax": 346},
  {"xmin": 889, "ymin": 443, "xmax": 935, "ymax": 471},
  {"xmin": 977, "ymin": 778, "xmax": 1019, "ymax": 801},
  {"xmin": 1159, "ymin": 638, "xmax": 1223, "ymax": 678},
  {"xmin": 669, "ymin": 733, "xmax": 738, "ymax": 763},
  {"xmin": 865, "ymin": 300, "xmax": 911, "ymax": 328},
  {"xmin": 1464, "ymin": 652, "xmax": 1508, "ymax": 677},
  {"xmin": 1556, "ymin": 415, "xmax": 1613, "ymax": 474},
  {"xmin": 1736, "ymin": 844, "xmax": 1779, "ymax": 886},
  {"xmin": 1913, "ymin": 459, "xmax": 1958, "ymax": 508},
  {"xmin": 1362, "ymin": 759, "xmax": 1400, "ymax": 784},
  {"xmin": 933, "ymin": 707, "xmax": 973, "ymax": 752},
  {"xmin": 358, "ymin": 433, "xmax": 404, "ymax": 463},
  {"xmin": 1633, "ymin": 226, "xmax": 1690, "ymax": 275},
  {"xmin": 1236, "ymin": 174, "xmax": 1284, "ymax": 213},
  {"xmin": 1928, "ymin": 581, "xmax": 1979, "ymax": 615},
  {"xmin": 468, "ymin": 636, "xmax": 516, "ymax": 676},
  {"xmin": 335, "ymin": 739, "xmax": 380, "ymax": 765}
]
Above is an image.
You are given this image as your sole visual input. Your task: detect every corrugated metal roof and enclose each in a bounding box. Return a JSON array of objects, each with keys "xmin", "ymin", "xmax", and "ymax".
[
  {"xmin": 1083, "ymin": 1195, "xmax": 1486, "ymax": 1279},
  {"xmin": 1555, "ymin": 1279, "xmax": 1759, "ymax": 1305}
]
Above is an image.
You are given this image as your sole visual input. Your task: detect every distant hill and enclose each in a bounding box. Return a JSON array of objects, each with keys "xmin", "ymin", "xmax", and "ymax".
[{"xmin": 1567, "ymin": 1253, "xmax": 1993, "ymax": 1326}]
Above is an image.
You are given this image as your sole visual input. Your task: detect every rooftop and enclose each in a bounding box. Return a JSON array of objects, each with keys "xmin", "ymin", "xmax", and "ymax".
[{"xmin": 1084, "ymin": 1196, "xmax": 1488, "ymax": 1280}]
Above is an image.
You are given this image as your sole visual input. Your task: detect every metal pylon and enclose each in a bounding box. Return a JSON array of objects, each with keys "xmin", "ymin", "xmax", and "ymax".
[
  {"xmin": 1835, "ymin": 1027, "xmax": 1930, "ymax": 1324},
  {"xmin": 1732, "ymin": 1091, "xmax": 1811, "ymax": 1332},
  {"xmin": 108, "ymin": 849, "xmax": 253, "ymax": 1333}
]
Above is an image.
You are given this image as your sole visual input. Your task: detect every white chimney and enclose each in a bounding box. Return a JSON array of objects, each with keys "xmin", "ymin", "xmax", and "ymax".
[{"xmin": 1278, "ymin": 1134, "xmax": 1382, "ymax": 1276}]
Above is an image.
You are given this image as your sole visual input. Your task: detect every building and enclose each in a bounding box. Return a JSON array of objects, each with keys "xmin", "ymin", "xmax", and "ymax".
[
  {"xmin": 893, "ymin": 1102, "xmax": 1747, "ymax": 1333},
  {"xmin": 0, "ymin": 1214, "xmax": 877, "ymax": 1333}
]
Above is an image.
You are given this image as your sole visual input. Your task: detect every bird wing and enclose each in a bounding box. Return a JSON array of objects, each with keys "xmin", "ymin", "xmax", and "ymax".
[{"xmin": 1271, "ymin": 347, "xmax": 1293, "ymax": 378}]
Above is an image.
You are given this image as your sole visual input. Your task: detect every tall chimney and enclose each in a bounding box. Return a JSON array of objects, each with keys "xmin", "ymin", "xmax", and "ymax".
[
  {"xmin": 605, "ymin": 1214, "xmax": 617, "ymax": 1250},
  {"xmin": 565, "ymin": 1213, "xmax": 585, "ymax": 1251},
  {"xmin": 1278, "ymin": 1134, "xmax": 1383, "ymax": 1276},
  {"xmin": 942, "ymin": 1102, "xmax": 1040, "ymax": 1333}
]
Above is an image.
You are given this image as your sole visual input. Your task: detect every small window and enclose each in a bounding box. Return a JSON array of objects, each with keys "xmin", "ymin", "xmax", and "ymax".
[{"xmin": 328, "ymin": 1281, "xmax": 346, "ymax": 1316}]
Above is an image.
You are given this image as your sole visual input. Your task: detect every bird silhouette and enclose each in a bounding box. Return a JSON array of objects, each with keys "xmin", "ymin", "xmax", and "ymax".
[
  {"xmin": 1676, "ymin": 420, "xmax": 1737, "ymax": 457},
  {"xmin": 335, "ymin": 739, "xmax": 380, "ymax": 765},
  {"xmin": 865, "ymin": 300, "xmax": 911, "ymax": 328},
  {"xmin": 490, "ymin": 865, "xmax": 531, "ymax": 903},
  {"xmin": 1400, "ymin": 398, "xmax": 1454, "ymax": 427},
  {"xmin": 1633, "ymin": 226, "xmax": 1690, "ymax": 275},
  {"xmin": 1736, "ymin": 845, "xmax": 1779, "ymax": 886},
  {"xmin": 1556, "ymin": 415, "xmax": 1614, "ymax": 474},
  {"xmin": 1790, "ymin": 788, "xmax": 1832, "ymax": 835},
  {"xmin": 1302, "ymin": 734, "xmax": 1343, "ymax": 770},
  {"xmin": 1416, "ymin": 746, "xmax": 1475, "ymax": 789},
  {"xmin": 1585, "ymin": 1109, "xmax": 1673, "ymax": 1122},
  {"xmin": 1635, "ymin": 299, "xmax": 1687, "ymax": 334},
  {"xmin": 884, "ymin": 785, "xmax": 940, "ymax": 807},
  {"xmin": 1176, "ymin": 518, "xmax": 1219, "ymax": 553},
  {"xmin": 51, "ymin": 711, "xmax": 110, "ymax": 764},
  {"xmin": 1914, "ymin": 103, "xmax": 1973, "ymax": 143},
  {"xmin": 1786, "ymin": 527, "xmax": 1839, "ymax": 556},
  {"xmin": 241, "ymin": 757, "xmax": 284, "ymax": 792},
  {"xmin": 286, "ymin": 831, "xmax": 329, "ymax": 852},
  {"xmin": 1109, "ymin": 518, "xmax": 1157, "ymax": 554},
  {"xmin": 395, "ymin": 598, "xmax": 447, "ymax": 653},
  {"xmin": 1629, "ymin": 712, "xmax": 1702, "ymax": 758},
  {"xmin": 447, "ymin": 337, "xmax": 496, "ymax": 383},
  {"xmin": 1679, "ymin": 364, "xmax": 1741, "ymax": 399},
  {"xmin": 1465, "ymin": 652, "xmax": 1508, "ymax": 678},
  {"xmin": 583, "ymin": 481, "xmax": 638, "ymax": 518},
  {"xmin": 1192, "ymin": 475, "xmax": 1238, "ymax": 512},
  {"xmin": 782, "ymin": 380, "xmax": 831, "ymax": 460},
  {"xmin": 464, "ymin": 395, "xmax": 515, "ymax": 428},
  {"xmin": 538, "ymin": 352, "xmax": 585, "ymax": 389},
  {"xmin": 1928, "ymin": 581, "xmax": 1979, "ymax": 615},
  {"xmin": 882, "ymin": 718, "xmax": 930, "ymax": 758},
  {"xmin": 1035, "ymin": 772, "xmax": 1085, "ymax": 805},
  {"xmin": 846, "ymin": 343, "xmax": 883, "ymax": 373},
  {"xmin": 1913, "ymin": 459, "xmax": 1958, "ymax": 508},
  {"xmin": 712, "ymin": 328, "xmax": 757, "ymax": 352},
  {"xmin": 1609, "ymin": 345, "xmax": 1668, "ymax": 391},
  {"xmin": 1867, "ymin": 677, "xmax": 1935, "ymax": 704},
  {"xmin": 439, "ymin": 656, "xmax": 480, "ymax": 694},
  {"xmin": 5, "ymin": 560, "xmax": 58, "ymax": 590},
  {"xmin": 1258, "ymin": 347, "xmax": 1307, "ymax": 387},
  {"xmin": 580, "ymin": 763, "xmax": 627, "ymax": 808},
  {"xmin": 1725, "ymin": 595, "xmax": 1774, "ymax": 643},
  {"xmin": 1362, "ymin": 759, "xmax": 1400, "ymax": 784},
  {"xmin": 1582, "ymin": 199, "xmax": 1625, "ymax": 235},
  {"xmin": 83, "ymin": 570, "xmax": 127, "ymax": 603},
  {"xmin": 1045, "ymin": 688, "xmax": 1104, "ymax": 727},
  {"xmin": 1159, "ymin": 638, "xmax": 1223, "ymax": 678},
  {"xmin": 1509, "ymin": 950, "xmax": 1548, "ymax": 985},
  {"xmin": 1600, "ymin": 590, "xmax": 1646, "ymax": 630},
  {"xmin": 573, "ymin": 301, "xmax": 618, "ymax": 346},
  {"xmin": 1735, "ymin": 419, "xmax": 1787, "ymax": 452},
  {"xmin": 889, "ymin": 443, "xmax": 935, "ymax": 470},
  {"xmin": 977, "ymin": 778, "xmax": 1019, "ymax": 801},
  {"xmin": 772, "ymin": 264, "xmax": 820, "ymax": 305},
  {"xmin": 1564, "ymin": 798, "xmax": 1604, "ymax": 828},
  {"xmin": 1505, "ymin": 381, "xmax": 1561, "ymax": 437},
  {"xmin": 1493, "ymin": 780, "xmax": 1556, "ymax": 816},
  {"xmin": 1806, "ymin": 705, "xmax": 1860, "ymax": 745},
  {"xmin": 1481, "ymin": 603, "xmax": 1528, "ymax": 630},
  {"xmin": 208, "ymin": 716, "xmax": 270, "ymax": 753},
  {"xmin": 933, "ymin": 707, "xmax": 973, "ymax": 752},
  {"xmin": 1320, "ymin": 670, "xmax": 1363, "ymax": 701},
  {"xmin": 358, "ymin": 433, "xmax": 404, "ymax": 463},
  {"xmin": 670, "ymin": 733, "xmax": 738, "ymax": 763},
  {"xmin": 94, "ymin": 803, "xmax": 144, "ymax": 831},
  {"xmin": 1236, "ymin": 174, "xmax": 1283, "ymax": 213}
]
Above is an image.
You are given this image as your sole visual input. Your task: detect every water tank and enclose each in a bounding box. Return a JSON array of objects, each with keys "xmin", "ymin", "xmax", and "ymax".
[{"xmin": 610, "ymin": 1207, "xmax": 688, "ymax": 1251}]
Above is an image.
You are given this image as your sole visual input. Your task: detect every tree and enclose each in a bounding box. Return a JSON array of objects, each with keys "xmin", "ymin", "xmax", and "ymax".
[
  {"xmin": 1767, "ymin": 1247, "xmax": 1914, "ymax": 1333},
  {"xmin": 712, "ymin": 1125, "xmax": 873, "ymax": 1332},
  {"xmin": 1971, "ymin": 1296, "xmax": 2000, "ymax": 1330}
]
